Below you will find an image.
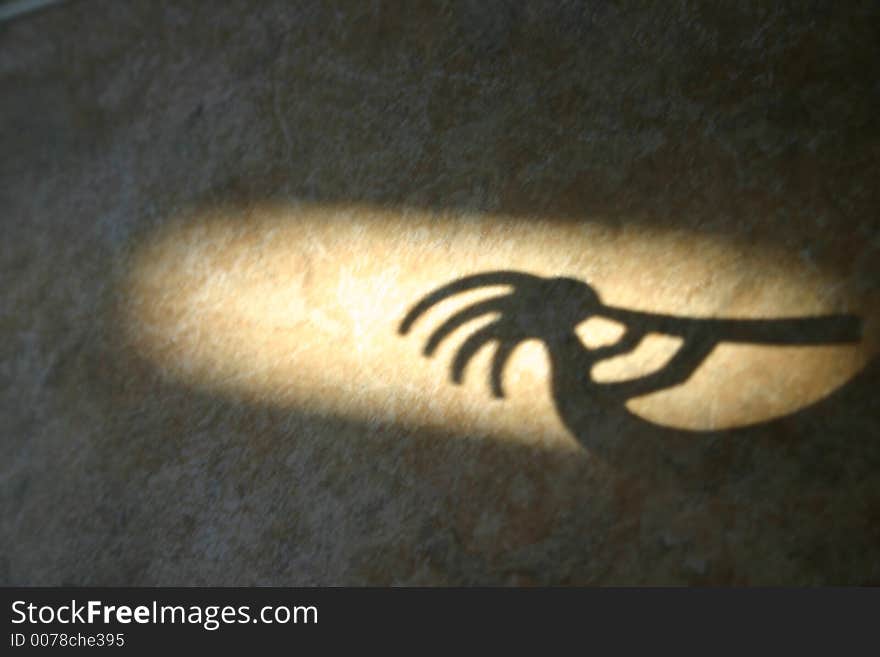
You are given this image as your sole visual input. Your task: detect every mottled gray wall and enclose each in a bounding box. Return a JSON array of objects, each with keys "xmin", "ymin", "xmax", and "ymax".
[{"xmin": 1, "ymin": 1, "xmax": 878, "ymax": 585}]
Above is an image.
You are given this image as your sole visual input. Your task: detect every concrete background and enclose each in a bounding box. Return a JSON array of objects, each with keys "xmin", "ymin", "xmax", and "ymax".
[{"xmin": 1, "ymin": 0, "xmax": 879, "ymax": 584}]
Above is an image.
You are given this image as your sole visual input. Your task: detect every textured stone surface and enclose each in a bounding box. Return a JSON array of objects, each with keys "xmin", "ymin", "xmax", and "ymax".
[{"xmin": 1, "ymin": 0, "xmax": 879, "ymax": 585}]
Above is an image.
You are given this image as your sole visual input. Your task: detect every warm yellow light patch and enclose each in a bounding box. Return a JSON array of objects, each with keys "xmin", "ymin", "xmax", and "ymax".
[
  {"xmin": 576, "ymin": 316, "xmax": 628, "ymax": 350},
  {"xmin": 591, "ymin": 333, "xmax": 685, "ymax": 383},
  {"xmin": 120, "ymin": 201, "xmax": 874, "ymax": 445}
]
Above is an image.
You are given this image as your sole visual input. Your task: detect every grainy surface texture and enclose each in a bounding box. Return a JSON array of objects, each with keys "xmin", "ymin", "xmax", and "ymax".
[{"xmin": 1, "ymin": 0, "xmax": 879, "ymax": 585}]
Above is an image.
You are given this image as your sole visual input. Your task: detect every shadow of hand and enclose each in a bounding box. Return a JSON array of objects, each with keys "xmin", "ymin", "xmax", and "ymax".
[
  {"xmin": 399, "ymin": 271, "xmax": 606, "ymax": 397},
  {"xmin": 400, "ymin": 270, "xmax": 862, "ymax": 433}
]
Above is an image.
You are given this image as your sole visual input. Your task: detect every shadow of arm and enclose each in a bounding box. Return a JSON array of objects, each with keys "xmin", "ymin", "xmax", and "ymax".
[{"xmin": 601, "ymin": 308, "xmax": 862, "ymax": 346}]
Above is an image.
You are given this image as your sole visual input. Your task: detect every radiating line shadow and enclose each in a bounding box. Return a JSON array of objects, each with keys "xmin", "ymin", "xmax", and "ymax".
[{"xmin": 400, "ymin": 270, "xmax": 863, "ymax": 469}]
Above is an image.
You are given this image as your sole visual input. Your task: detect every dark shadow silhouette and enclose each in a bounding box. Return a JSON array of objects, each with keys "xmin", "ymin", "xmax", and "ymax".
[{"xmin": 400, "ymin": 271, "xmax": 862, "ymax": 467}]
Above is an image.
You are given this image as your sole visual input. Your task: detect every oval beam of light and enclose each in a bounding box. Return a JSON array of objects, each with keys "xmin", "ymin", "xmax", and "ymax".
[{"xmin": 120, "ymin": 201, "xmax": 875, "ymax": 445}]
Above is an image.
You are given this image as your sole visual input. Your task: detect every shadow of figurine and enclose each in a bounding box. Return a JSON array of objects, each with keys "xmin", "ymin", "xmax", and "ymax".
[{"xmin": 399, "ymin": 271, "xmax": 863, "ymax": 476}]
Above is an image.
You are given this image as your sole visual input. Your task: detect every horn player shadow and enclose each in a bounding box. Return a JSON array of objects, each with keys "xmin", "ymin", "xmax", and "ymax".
[{"xmin": 399, "ymin": 271, "xmax": 863, "ymax": 474}]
